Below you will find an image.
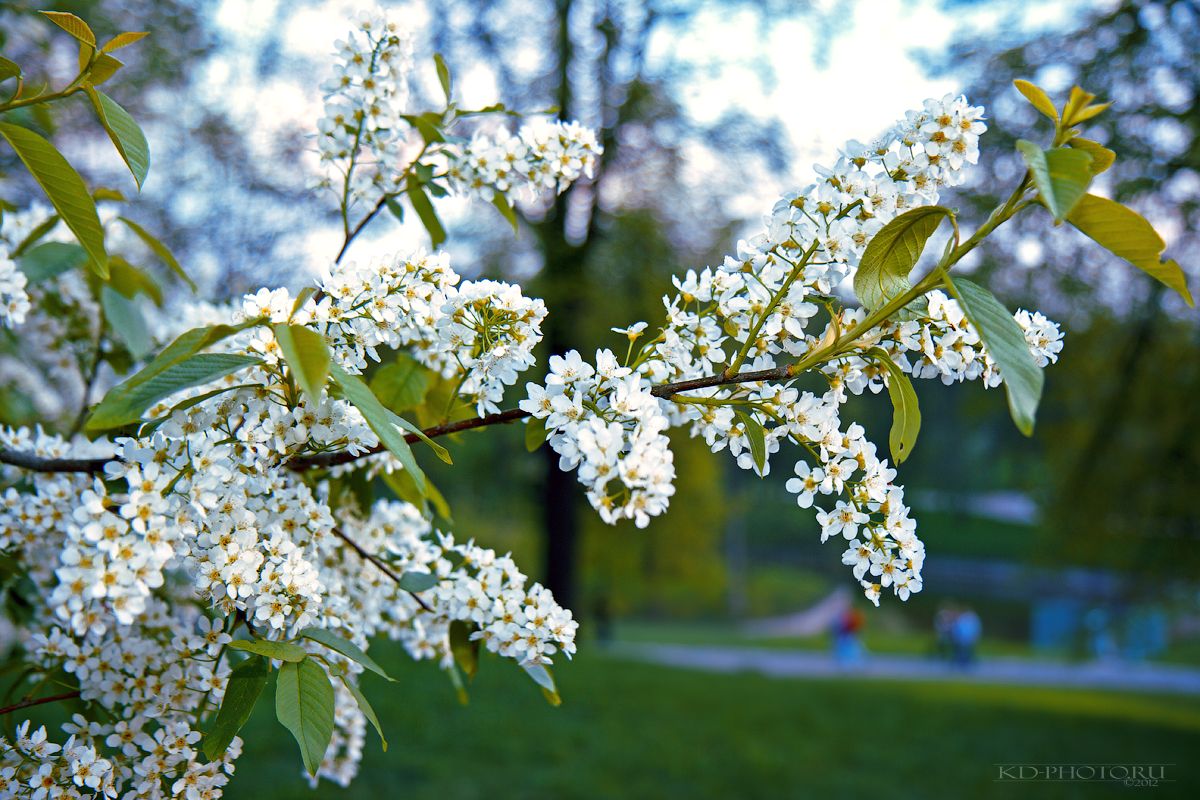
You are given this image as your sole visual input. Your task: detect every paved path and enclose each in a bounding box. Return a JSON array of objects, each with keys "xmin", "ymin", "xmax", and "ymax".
[{"xmin": 602, "ymin": 642, "xmax": 1200, "ymax": 694}]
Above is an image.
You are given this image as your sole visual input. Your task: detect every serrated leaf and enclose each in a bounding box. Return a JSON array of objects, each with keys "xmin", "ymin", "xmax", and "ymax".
[
  {"xmin": 0, "ymin": 56, "xmax": 21, "ymax": 83},
  {"xmin": 386, "ymin": 409, "xmax": 451, "ymax": 465},
  {"xmin": 0, "ymin": 122, "xmax": 107, "ymax": 277},
  {"xmin": 11, "ymin": 214, "xmax": 60, "ymax": 257},
  {"xmin": 525, "ymin": 415, "xmax": 548, "ymax": 452},
  {"xmin": 118, "ymin": 217, "xmax": 196, "ymax": 292},
  {"xmin": 492, "ymin": 192, "xmax": 518, "ymax": 233},
  {"xmin": 1066, "ymin": 138, "xmax": 1115, "ymax": 174},
  {"xmin": 228, "ymin": 639, "xmax": 308, "ymax": 662},
  {"xmin": 83, "ymin": 87, "xmax": 148, "ymax": 190},
  {"xmin": 18, "ymin": 242, "xmax": 87, "ymax": 283},
  {"xmin": 330, "ymin": 363, "xmax": 427, "ymax": 495},
  {"xmin": 273, "ymin": 323, "xmax": 331, "ymax": 403},
  {"xmin": 332, "ymin": 669, "xmax": 386, "ymax": 751},
  {"xmin": 1016, "ymin": 140, "xmax": 1092, "ymax": 224},
  {"xmin": 946, "ymin": 277, "xmax": 1043, "ymax": 436},
  {"xmin": 101, "ymin": 32, "xmax": 148, "ymax": 53},
  {"xmin": 1064, "ymin": 194, "xmax": 1192, "ymax": 307},
  {"xmin": 449, "ymin": 620, "xmax": 480, "ymax": 682},
  {"xmin": 522, "ymin": 663, "xmax": 561, "ymax": 706},
  {"xmin": 86, "ymin": 54, "xmax": 123, "ymax": 86},
  {"xmin": 101, "ymin": 286, "xmax": 151, "ymax": 359},
  {"xmin": 203, "ymin": 655, "xmax": 268, "ymax": 761},
  {"xmin": 298, "ymin": 628, "xmax": 392, "ymax": 681},
  {"xmin": 87, "ymin": 319, "xmax": 265, "ymax": 430},
  {"xmin": 397, "ymin": 571, "xmax": 439, "ymax": 592},
  {"xmin": 854, "ymin": 206, "xmax": 950, "ymax": 313},
  {"xmin": 1013, "ymin": 79, "xmax": 1058, "ymax": 121},
  {"xmin": 866, "ymin": 348, "xmax": 920, "ymax": 463},
  {"xmin": 39, "ymin": 11, "xmax": 96, "ymax": 46},
  {"xmin": 369, "ymin": 356, "xmax": 429, "ymax": 413},
  {"xmin": 407, "ymin": 181, "xmax": 445, "ymax": 248},
  {"xmin": 276, "ymin": 658, "xmax": 336, "ymax": 777},
  {"xmin": 734, "ymin": 410, "xmax": 767, "ymax": 475},
  {"xmin": 433, "ymin": 53, "xmax": 451, "ymax": 101}
]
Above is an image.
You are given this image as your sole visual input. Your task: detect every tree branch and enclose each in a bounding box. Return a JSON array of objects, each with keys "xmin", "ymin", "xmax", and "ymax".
[
  {"xmin": 331, "ymin": 526, "xmax": 433, "ymax": 612},
  {"xmin": 0, "ymin": 690, "xmax": 81, "ymax": 716}
]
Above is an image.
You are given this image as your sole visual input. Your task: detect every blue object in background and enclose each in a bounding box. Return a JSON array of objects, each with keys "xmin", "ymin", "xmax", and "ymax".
[
  {"xmin": 1123, "ymin": 608, "xmax": 1169, "ymax": 660},
  {"xmin": 1031, "ymin": 599, "xmax": 1085, "ymax": 650}
]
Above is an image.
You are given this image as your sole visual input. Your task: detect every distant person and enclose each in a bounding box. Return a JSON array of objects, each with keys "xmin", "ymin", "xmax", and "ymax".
[
  {"xmin": 833, "ymin": 606, "xmax": 865, "ymax": 666},
  {"xmin": 952, "ymin": 607, "xmax": 982, "ymax": 667},
  {"xmin": 934, "ymin": 603, "xmax": 959, "ymax": 662}
]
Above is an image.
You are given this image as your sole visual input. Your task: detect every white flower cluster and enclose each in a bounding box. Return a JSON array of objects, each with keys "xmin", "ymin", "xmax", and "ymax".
[
  {"xmin": 445, "ymin": 119, "xmax": 602, "ymax": 201},
  {"xmin": 520, "ymin": 350, "xmax": 677, "ymax": 528},
  {"xmin": 0, "ymin": 246, "xmax": 31, "ymax": 328},
  {"xmin": 313, "ymin": 11, "xmax": 415, "ymax": 208}
]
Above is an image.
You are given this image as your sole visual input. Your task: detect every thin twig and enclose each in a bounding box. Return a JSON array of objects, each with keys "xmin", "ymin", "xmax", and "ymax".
[
  {"xmin": 331, "ymin": 526, "xmax": 434, "ymax": 613},
  {"xmin": 0, "ymin": 690, "xmax": 80, "ymax": 716}
]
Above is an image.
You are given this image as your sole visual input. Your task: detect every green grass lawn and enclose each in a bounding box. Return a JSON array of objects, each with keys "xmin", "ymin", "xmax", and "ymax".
[{"xmin": 232, "ymin": 639, "xmax": 1200, "ymax": 800}]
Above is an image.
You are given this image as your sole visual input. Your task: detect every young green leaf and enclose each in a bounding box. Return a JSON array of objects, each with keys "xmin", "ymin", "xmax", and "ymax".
[
  {"xmin": 449, "ymin": 620, "xmax": 480, "ymax": 682},
  {"xmin": 330, "ymin": 363, "xmax": 427, "ymax": 495},
  {"xmin": 369, "ymin": 356, "xmax": 430, "ymax": 413},
  {"xmin": 1064, "ymin": 194, "xmax": 1193, "ymax": 307},
  {"xmin": 118, "ymin": 217, "xmax": 196, "ymax": 292},
  {"xmin": 275, "ymin": 658, "xmax": 336, "ymax": 777},
  {"xmin": 522, "ymin": 663, "xmax": 561, "ymax": 706},
  {"xmin": 734, "ymin": 410, "xmax": 767, "ymax": 475},
  {"xmin": 83, "ymin": 86, "xmax": 149, "ymax": 190},
  {"xmin": 385, "ymin": 409, "xmax": 451, "ymax": 465},
  {"xmin": 101, "ymin": 32, "xmax": 149, "ymax": 53},
  {"xmin": 332, "ymin": 669, "xmax": 387, "ymax": 751},
  {"xmin": 407, "ymin": 181, "xmax": 446, "ymax": 248},
  {"xmin": 1066, "ymin": 138, "xmax": 1115, "ymax": 175},
  {"xmin": 0, "ymin": 56, "xmax": 21, "ymax": 84},
  {"xmin": 86, "ymin": 54, "xmax": 124, "ymax": 86},
  {"xmin": 228, "ymin": 639, "xmax": 308, "ymax": 662},
  {"xmin": 0, "ymin": 122, "xmax": 108, "ymax": 278},
  {"xmin": 107, "ymin": 257, "xmax": 163, "ymax": 305},
  {"xmin": 854, "ymin": 206, "xmax": 951, "ymax": 313},
  {"xmin": 101, "ymin": 286, "xmax": 151, "ymax": 360},
  {"xmin": 202, "ymin": 655, "xmax": 269, "ymax": 761},
  {"xmin": 945, "ymin": 277, "xmax": 1044, "ymax": 436},
  {"xmin": 18, "ymin": 242, "xmax": 87, "ymax": 283},
  {"xmin": 1016, "ymin": 140, "xmax": 1092, "ymax": 224},
  {"xmin": 397, "ymin": 571, "xmax": 439, "ymax": 592},
  {"xmin": 10, "ymin": 214, "xmax": 60, "ymax": 258},
  {"xmin": 866, "ymin": 348, "xmax": 921, "ymax": 464},
  {"xmin": 92, "ymin": 187, "xmax": 126, "ymax": 202},
  {"xmin": 384, "ymin": 194, "xmax": 405, "ymax": 222},
  {"xmin": 298, "ymin": 628, "xmax": 393, "ymax": 681},
  {"xmin": 273, "ymin": 323, "xmax": 331, "ymax": 403},
  {"xmin": 492, "ymin": 192, "xmax": 518, "ymax": 233},
  {"xmin": 401, "ymin": 114, "xmax": 445, "ymax": 145},
  {"xmin": 1013, "ymin": 79, "xmax": 1059, "ymax": 121},
  {"xmin": 525, "ymin": 415, "xmax": 549, "ymax": 453},
  {"xmin": 39, "ymin": 11, "xmax": 96, "ymax": 47},
  {"xmin": 433, "ymin": 53, "xmax": 452, "ymax": 101}
]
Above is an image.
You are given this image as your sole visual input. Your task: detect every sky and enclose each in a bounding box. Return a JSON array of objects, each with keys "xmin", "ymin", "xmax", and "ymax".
[{"xmin": 191, "ymin": 0, "xmax": 1119, "ymax": 276}]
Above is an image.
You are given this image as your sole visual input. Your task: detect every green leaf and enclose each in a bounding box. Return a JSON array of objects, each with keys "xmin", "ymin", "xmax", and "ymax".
[
  {"xmin": 433, "ymin": 53, "xmax": 452, "ymax": 101},
  {"xmin": 445, "ymin": 664, "xmax": 470, "ymax": 705},
  {"xmin": 83, "ymin": 87, "xmax": 149, "ymax": 190},
  {"xmin": 1013, "ymin": 79, "xmax": 1058, "ymax": 121},
  {"xmin": 39, "ymin": 11, "xmax": 96, "ymax": 47},
  {"xmin": 228, "ymin": 639, "xmax": 308, "ymax": 662},
  {"xmin": 522, "ymin": 663, "xmax": 561, "ymax": 706},
  {"xmin": 202, "ymin": 655, "xmax": 269, "ymax": 761},
  {"xmin": 525, "ymin": 415, "xmax": 548, "ymax": 453},
  {"xmin": 86, "ymin": 54, "xmax": 123, "ymax": 86},
  {"xmin": 331, "ymin": 668, "xmax": 387, "ymax": 751},
  {"xmin": 1016, "ymin": 140, "xmax": 1092, "ymax": 225},
  {"xmin": 17, "ymin": 242, "xmax": 87, "ymax": 283},
  {"xmin": 0, "ymin": 56, "xmax": 21, "ymax": 84},
  {"xmin": 290, "ymin": 287, "xmax": 316, "ymax": 319},
  {"xmin": 92, "ymin": 187, "xmax": 126, "ymax": 202},
  {"xmin": 118, "ymin": 217, "xmax": 196, "ymax": 292},
  {"xmin": 101, "ymin": 286, "xmax": 151, "ymax": 360},
  {"xmin": 407, "ymin": 181, "xmax": 445, "ymax": 248},
  {"xmin": 0, "ymin": 122, "xmax": 108, "ymax": 278},
  {"xmin": 101, "ymin": 32, "xmax": 148, "ymax": 53},
  {"xmin": 401, "ymin": 114, "xmax": 445, "ymax": 145},
  {"xmin": 10, "ymin": 213, "xmax": 59, "ymax": 257},
  {"xmin": 107, "ymin": 256, "xmax": 162, "ymax": 305},
  {"xmin": 385, "ymin": 409, "xmax": 451, "ymax": 465},
  {"xmin": 381, "ymin": 467, "xmax": 452, "ymax": 522},
  {"xmin": 1064, "ymin": 194, "xmax": 1193, "ymax": 307},
  {"xmin": 492, "ymin": 192, "xmax": 518, "ymax": 233},
  {"xmin": 275, "ymin": 658, "xmax": 336, "ymax": 777},
  {"xmin": 369, "ymin": 356, "xmax": 429, "ymax": 413},
  {"xmin": 1066, "ymin": 138, "xmax": 1115, "ymax": 174},
  {"xmin": 384, "ymin": 194, "xmax": 404, "ymax": 223},
  {"xmin": 449, "ymin": 620, "xmax": 480, "ymax": 682},
  {"xmin": 866, "ymin": 348, "xmax": 921, "ymax": 464},
  {"xmin": 734, "ymin": 410, "xmax": 767, "ymax": 475},
  {"xmin": 87, "ymin": 318, "xmax": 265, "ymax": 430},
  {"xmin": 330, "ymin": 363, "xmax": 427, "ymax": 494},
  {"xmin": 298, "ymin": 628, "xmax": 392, "ymax": 681},
  {"xmin": 946, "ymin": 277, "xmax": 1043, "ymax": 436},
  {"xmin": 397, "ymin": 571, "xmax": 439, "ymax": 592},
  {"xmin": 854, "ymin": 206, "xmax": 951, "ymax": 313},
  {"xmin": 272, "ymin": 323, "xmax": 331, "ymax": 403}
]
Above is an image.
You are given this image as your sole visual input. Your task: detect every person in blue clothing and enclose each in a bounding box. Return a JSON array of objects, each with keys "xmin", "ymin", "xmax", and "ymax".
[{"xmin": 951, "ymin": 607, "xmax": 982, "ymax": 667}]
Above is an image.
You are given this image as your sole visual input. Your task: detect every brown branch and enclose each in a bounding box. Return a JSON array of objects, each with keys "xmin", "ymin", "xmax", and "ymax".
[
  {"xmin": 331, "ymin": 526, "xmax": 434, "ymax": 613},
  {"xmin": 0, "ymin": 690, "xmax": 81, "ymax": 716},
  {"xmin": 0, "ymin": 450, "xmax": 110, "ymax": 473}
]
